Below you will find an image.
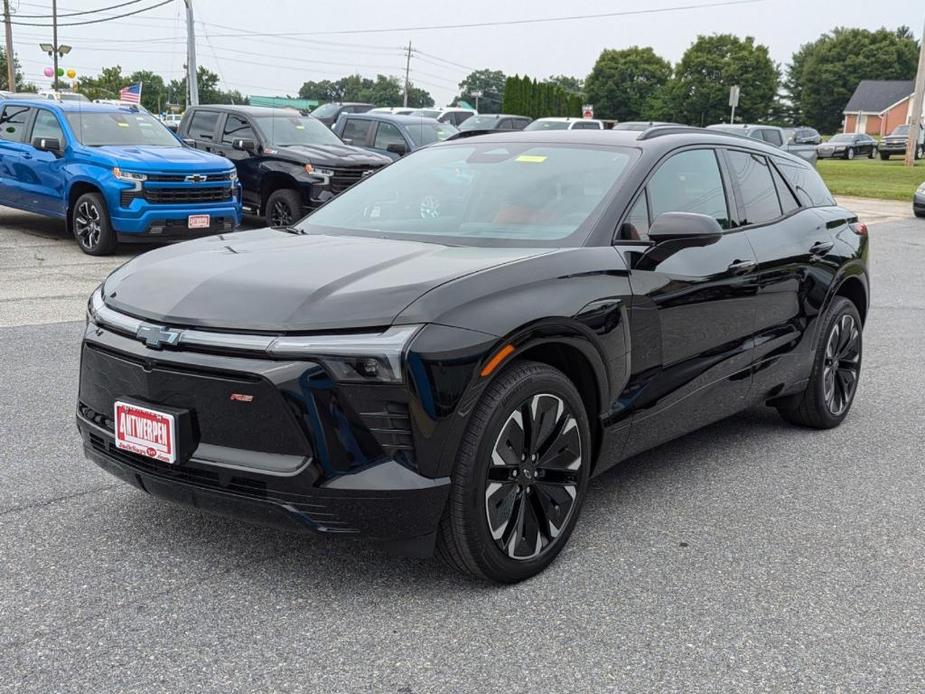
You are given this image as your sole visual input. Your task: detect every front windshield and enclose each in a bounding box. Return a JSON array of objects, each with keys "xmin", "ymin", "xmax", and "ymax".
[
  {"xmin": 891, "ymin": 125, "xmax": 909, "ymax": 136},
  {"xmin": 829, "ymin": 134, "xmax": 854, "ymax": 142},
  {"xmin": 65, "ymin": 111, "xmax": 179, "ymax": 146},
  {"xmin": 459, "ymin": 115, "xmax": 501, "ymax": 131},
  {"xmin": 311, "ymin": 103, "xmax": 340, "ymax": 118},
  {"xmin": 524, "ymin": 120, "xmax": 570, "ymax": 131},
  {"xmin": 255, "ymin": 114, "xmax": 343, "ymax": 146},
  {"xmin": 407, "ymin": 121, "xmax": 458, "ymax": 146},
  {"xmin": 299, "ymin": 142, "xmax": 635, "ymax": 247}
]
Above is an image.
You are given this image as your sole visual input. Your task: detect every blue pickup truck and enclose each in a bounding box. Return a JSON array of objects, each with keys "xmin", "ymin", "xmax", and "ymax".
[{"xmin": 0, "ymin": 100, "xmax": 241, "ymax": 255}]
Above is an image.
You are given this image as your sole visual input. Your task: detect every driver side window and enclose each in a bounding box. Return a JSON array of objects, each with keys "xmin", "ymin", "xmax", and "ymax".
[{"xmin": 647, "ymin": 149, "xmax": 730, "ymax": 229}]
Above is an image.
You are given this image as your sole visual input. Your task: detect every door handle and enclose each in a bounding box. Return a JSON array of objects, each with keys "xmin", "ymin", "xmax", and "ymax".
[
  {"xmin": 727, "ymin": 259, "xmax": 757, "ymax": 275},
  {"xmin": 809, "ymin": 240, "xmax": 834, "ymax": 256}
]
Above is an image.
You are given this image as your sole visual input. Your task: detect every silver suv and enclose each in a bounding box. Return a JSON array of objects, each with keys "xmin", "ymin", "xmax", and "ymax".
[{"xmin": 707, "ymin": 123, "xmax": 818, "ymax": 166}]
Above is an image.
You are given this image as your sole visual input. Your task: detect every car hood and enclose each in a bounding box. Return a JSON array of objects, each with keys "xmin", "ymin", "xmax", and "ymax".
[
  {"xmin": 276, "ymin": 143, "xmax": 391, "ymax": 167},
  {"xmin": 93, "ymin": 145, "xmax": 232, "ymax": 171},
  {"xmin": 103, "ymin": 229, "xmax": 551, "ymax": 332}
]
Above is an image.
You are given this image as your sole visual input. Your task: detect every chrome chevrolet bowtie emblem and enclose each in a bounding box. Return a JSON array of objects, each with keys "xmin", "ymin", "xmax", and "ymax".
[
  {"xmin": 185, "ymin": 174, "xmax": 207, "ymax": 183},
  {"xmin": 136, "ymin": 324, "xmax": 181, "ymax": 349}
]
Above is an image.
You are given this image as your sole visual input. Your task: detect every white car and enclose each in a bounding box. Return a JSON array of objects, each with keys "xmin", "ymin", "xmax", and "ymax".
[
  {"xmin": 405, "ymin": 107, "xmax": 477, "ymax": 127},
  {"xmin": 369, "ymin": 107, "xmax": 417, "ymax": 116},
  {"xmin": 524, "ymin": 117, "xmax": 604, "ymax": 131}
]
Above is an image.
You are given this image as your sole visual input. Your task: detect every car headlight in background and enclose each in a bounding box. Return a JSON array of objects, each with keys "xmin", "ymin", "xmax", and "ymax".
[
  {"xmin": 228, "ymin": 169, "xmax": 238, "ymax": 181},
  {"xmin": 87, "ymin": 287, "xmax": 420, "ymax": 384}
]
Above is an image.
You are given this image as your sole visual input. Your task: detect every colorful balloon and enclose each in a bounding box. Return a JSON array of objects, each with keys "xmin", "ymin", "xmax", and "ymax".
[
  {"xmin": 66, "ymin": 68, "xmax": 76, "ymax": 79},
  {"xmin": 56, "ymin": 67, "xmax": 64, "ymax": 77},
  {"xmin": 43, "ymin": 67, "xmax": 53, "ymax": 77}
]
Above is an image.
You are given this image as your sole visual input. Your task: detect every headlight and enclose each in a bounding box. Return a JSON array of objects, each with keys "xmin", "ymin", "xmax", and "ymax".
[
  {"xmin": 834, "ymin": 146, "xmax": 845, "ymax": 151},
  {"xmin": 112, "ymin": 167, "xmax": 147, "ymax": 182},
  {"xmin": 228, "ymin": 169, "xmax": 238, "ymax": 181},
  {"xmin": 268, "ymin": 325, "xmax": 422, "ymax": 383}
]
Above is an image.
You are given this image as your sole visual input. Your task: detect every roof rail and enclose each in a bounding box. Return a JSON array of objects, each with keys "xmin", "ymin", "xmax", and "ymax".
[{"xmin": 636, "ymin": 125, "xmax": 708, "ymax": 140}]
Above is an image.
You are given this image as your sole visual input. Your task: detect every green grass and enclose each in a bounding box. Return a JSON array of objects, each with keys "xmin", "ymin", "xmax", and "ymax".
[{"xmin": 816, "ymin": 158, "xmax": 925, "ymax": 201}]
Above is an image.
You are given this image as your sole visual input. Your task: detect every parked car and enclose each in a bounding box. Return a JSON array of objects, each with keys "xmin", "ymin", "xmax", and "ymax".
[
  {"xmin": 455, "ymin": 113, "xmax": 532, "ymax": 136},
  {"xmin": 611, "ymin": 121, "xmax": 680, "ymax": 131},
  {"xmin": 310, "ymin": 102, "xmax": 373, "ymax": 128},
  {"xmin": 879, "ymin": 124, "xmax": 924, "ymax": 160},
  {"xmin": 405, "ymin": 107, "xmax": 477, "ymax": 127},
  {"xmin": 159, "ymin": 113, "xmax": 183, "ymax": 132},
  {"xmin": 707, "ymin": 123, "xmax": 818, "ymax": 165},
  {"xmin": 332, "ymin": 112, "xmax": 457, "ymax": 161},
  {"xmin": 524, "ymin": 117, "xmax": 604, "ymax": 131},
  {"xmin": 179, "ymin": 105, "xmax": 391, "ymax": 227},
  {"xmin": 914, "ymin": 181, "xmax": 925, "ymax": 218},
  {"xmin": 0, "ymin": 100, "xmax": 240, "ymax": 255},
  {"xmin": 36, "ymin": 89, "xmax": 90, "ymax": 103},
  {"xmin": 783, "ymin": 126, "xmax": 822, "ymax": 146},
  {"xmin": 368, "ymin": 106, "xmax": 416, "ymax": 116},
  {"xmin": 815, "ymin": 133, "xmax": 878, "ymax": 160},
  {"xmin": 78, "ymin": 127, "xmax": 869, "ymax": 583}
]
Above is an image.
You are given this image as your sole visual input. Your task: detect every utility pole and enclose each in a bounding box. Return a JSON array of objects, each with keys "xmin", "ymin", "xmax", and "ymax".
[
  {"xmin": 403, "ymin": 41, "xmax": 411, "ymax": 107},
  {"xmin": 904, "ymin": 13, "xmax": 925, "ymax": 167},
  {"xmin": 2, "ymin": 0, "xmax": 14, "ymax": 91},
  {"xmin": 51, "ymin": 0, "xmax": 58, "ymax": 90},
  {"xmin": 183, "ymin": 0, "xmax": 198, "ymax": 106}
]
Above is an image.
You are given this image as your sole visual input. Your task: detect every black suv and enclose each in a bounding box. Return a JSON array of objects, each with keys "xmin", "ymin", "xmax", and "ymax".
[
  {"xmin": 78, "ymin": 126, "xmax": 868, "ymax": 583},
  {"xmin": 179, "ymin": 105, "xmax": 390, "ymax": 227}
]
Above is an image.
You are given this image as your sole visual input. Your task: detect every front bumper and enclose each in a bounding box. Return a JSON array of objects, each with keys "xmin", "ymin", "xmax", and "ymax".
[
  {"xmin": 880, "ymin": 142, "xmax": 907, "ymax": 154},
  {"xmin": 913, "ymin": 192, "xmax": 925, "ymax": 215}
]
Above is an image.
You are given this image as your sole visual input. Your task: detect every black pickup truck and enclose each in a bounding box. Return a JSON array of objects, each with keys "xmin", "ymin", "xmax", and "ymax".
[{"xmin": 179, "ymin": 105, "xmax": 390, "ymax": 227}]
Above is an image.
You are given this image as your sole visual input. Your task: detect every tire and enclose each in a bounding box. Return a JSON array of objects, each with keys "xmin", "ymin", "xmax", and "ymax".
[
  {"xmin": 915, "ymin": 209, "xmax": 925, "ymax": 219},
  {"xmin": 776, "ymin": 296, "xmax": 862, "ymax": 429},
  {"xmin": 846, "ymin": 148, "xmax": 855, "ymax": 160},
  {"xmin": 868, "ymin": 147, "xmax": 876, "ymax": 159},
  {"xmin": 436, "ymin": 361, "xmax": 591, "ymax": 583},
  {"xmin": 264, "ymin": 188, "xmax": 302, "ymax": 228},
  {"xmin": 916, "ymin": 146, "xmax": 923, "ymax": 161},
  {"xmin": 72, "ymin": 191, "xmax": 117, "ymax": 256},
  {"xmin": 879, "ymin": 152, "xmax": 890, "ymax": 161}
]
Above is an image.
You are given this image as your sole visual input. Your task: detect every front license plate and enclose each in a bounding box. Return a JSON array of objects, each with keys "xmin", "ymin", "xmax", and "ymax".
[
  {"xmin": 114, "ymin": 400, "xmax": 177, "ymax": 464},
  {"xmin": 188, "ymin": 214, "xmax": 210, "ymax": 229}
]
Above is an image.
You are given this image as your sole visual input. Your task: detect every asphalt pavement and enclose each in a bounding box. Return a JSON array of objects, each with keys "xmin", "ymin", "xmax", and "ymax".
[{"xmin": 1, "ymin": 203, "xmax": 923, "ymax": 692}]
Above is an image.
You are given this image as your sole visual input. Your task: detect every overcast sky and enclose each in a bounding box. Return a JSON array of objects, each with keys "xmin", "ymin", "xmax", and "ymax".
[{"xmin": 8, "ymin": 0, "xmax": 923, "ymax": 105}]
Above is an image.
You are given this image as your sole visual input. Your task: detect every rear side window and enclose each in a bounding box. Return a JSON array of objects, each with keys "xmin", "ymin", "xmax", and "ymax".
[
  {"xmin": 373, "ymin": 122, "xmax": 405, "ymax": 150},
  {"xmin": 341, "ymin": 118, "xmax": 372, "ymax": 145},
  {"xmin": 770, "ymin": 164, "xmax": 800, "ymax": 214},
  {"xmin": 775, "ymin": 158, "xmax": 835, "ymax": 207},
  {"xmin": 726, "ymin": 150, "xmax": 781, "ymax": 226},
  {"xmin": 648, "ymin": 149, "xmax": 730, "ymax": 228},
  {"xmin": 220, "ymin": 114, "xmax": 255, "ymax": 144},
  {"xmin": 761, "ymin": 129, "xmax": 783, "ymax": 147},
  {"xmin": 0, "ymin": 105, "xmax": 34, "ymax": 142},
  {"xmin": 188, "ymin": 110, "xmax": 219, "ymax": 141}
]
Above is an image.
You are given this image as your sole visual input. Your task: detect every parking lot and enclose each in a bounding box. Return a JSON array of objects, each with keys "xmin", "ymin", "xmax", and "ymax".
[{"xmin": 1, "ymin": 200, "xmax": 923, "ymax": 691}]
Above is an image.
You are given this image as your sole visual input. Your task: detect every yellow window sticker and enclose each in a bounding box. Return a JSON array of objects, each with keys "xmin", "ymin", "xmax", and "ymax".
[{"xmin": 516, "ymin": 154, "xmax": 547, "ymax": 163}]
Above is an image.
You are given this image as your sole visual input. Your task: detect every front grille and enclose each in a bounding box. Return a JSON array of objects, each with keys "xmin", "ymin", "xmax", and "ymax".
[
  {"xmin": 143, "ymin": 186, "xmax": 233, "ymax": 204},
  {"xmin": 329, "ymin": 166, "xmax": 382, "ymax": 195},
  {"xmin": 146, "ymin": 172, "xmax": 234, "ymax": 182},
  {"xmin": 120, "ymin": 190, "xmax": 140, "ymax": 207}
]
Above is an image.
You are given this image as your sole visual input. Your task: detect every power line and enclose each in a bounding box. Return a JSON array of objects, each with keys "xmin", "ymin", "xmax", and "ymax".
[
  {"xmin": 11, "ymin": 0, "xmax": 144, "ymax": 18},
  {"xmin": 413, "ymin": 50, "xmax": 476, "ymax": 73},
  {"xmin": 9, "ymin": 0, "xmax": 171, "ymax": 26}
]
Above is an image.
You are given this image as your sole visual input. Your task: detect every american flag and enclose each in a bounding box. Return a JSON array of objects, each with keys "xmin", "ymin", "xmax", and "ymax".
[{"xmin": 119, "ymin": 83, "xmax": 142, "ymax": 104}]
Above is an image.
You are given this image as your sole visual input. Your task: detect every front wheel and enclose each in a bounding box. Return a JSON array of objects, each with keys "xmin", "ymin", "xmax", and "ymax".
[
  {"xmin": 868, "ymin": 147, "xmax": 876, "ymax": 159},
  {"xmin": 776, "ymin": 296, "xmax": 862, "ymax": 429},
  {"xmin": 72, "ymin": 192, "xmax": 116, "ymax": 256},
  {"xmin": 436, "ymin": 361, "xmax": 591, "ymax": 583},
  {"xmin": 846, "ymin": 148, "xmax": 855, "ymax": 160},
  {"xmin": 264, "ymin": 188, "xmax": 302, "ymax": 228},
  {"xmin": 880, "ymin": 152, "xmax": 890, "ymax": 160},
  {"xmin": 916, "ymin": 146, "xmax": 923, "ymax": 160}
]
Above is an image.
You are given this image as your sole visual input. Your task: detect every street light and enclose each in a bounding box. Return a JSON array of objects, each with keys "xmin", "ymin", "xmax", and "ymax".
[{"xmin": 38, "ymin": 42, "xmax": 71, "ymax": 90}]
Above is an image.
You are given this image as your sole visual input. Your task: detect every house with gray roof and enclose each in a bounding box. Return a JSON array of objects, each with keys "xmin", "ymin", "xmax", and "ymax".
[{"xmin": 842, "ymin": 80, "xmax": 917, "ymax": 136}]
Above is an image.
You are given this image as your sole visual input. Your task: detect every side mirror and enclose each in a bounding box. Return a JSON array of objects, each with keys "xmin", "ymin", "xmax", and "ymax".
[
  {"xmin": 233, "ymin": 138, "xmax": 257, "ymax": 152},
  {"xmin": 341, "ymin": 137, "xmax": 353, "ymax": 145},
  {"xmin": 648, "ymin": 212, "xmax": 723, "ymax": 246},
  {"xmin": 386, "ymin": 142, "xmax": 408, "ymax": 156},
  {"xmin": 32, "ymin": 136, "xmax": 61, "ymax": 153}
]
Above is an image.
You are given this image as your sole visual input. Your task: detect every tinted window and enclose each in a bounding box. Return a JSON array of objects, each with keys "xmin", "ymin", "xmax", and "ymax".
[
  {"xmin": 761, "ymin": 129, "xmax": 783, "ymax": 146},
  {"xmin": 341, "ymin": 118, "xmax": 372, "ymax": 145},
  {"xmin": 513, "ymin": 119, "xmax": 531, "ymax": 130},
  {"xmin": 775, "ymin": 158, "xmax": 835, "ymax": 208},
  {"xmin": 770, "ymin": 163, "xmax": 800, "ymax": 214},
  {"xmin": 374, "ymin": 121, "xmax": 405, "ymax": 150},
  {"xmin": 311, "ymin": 103, "xmax": 340, "ymax": 118},
  {"xmin": 524, "ymin": 120, "xmax": 570, "ymax": 131},
  {"xmin": 255, "ymin": 114, "xmax": 341, "ymax": 146},
  {"xmin": 571, "ymin": 121, "xmax": 601, "ymax": 130},
  {"xmin": 220, "ymin": 114, "xmax": 256, "ymax": 144},
  {"xmin": 648, "ymin": 149, "xmax": 729, "ymax": 228},
  {"xmin": 188, "ymin": 110, "xmax": 219, "ymax": 141},
  {"xmin": 726, "ymin": 150, "xmax": 781, "ymax": 225},
  {"xmin": 0, "ymin": 105, "xmax": 33, "ymax": 142},
  {"xmin": 31, "ymin": 109, "xmax": 64, "ymax": 143},
  {"xmin": 622, "ymin": 194, "xmax": 650, "ymax": 240},
  {"xmin": 407, "ymin": 122, "xmax": 457, "ymax": 146}
]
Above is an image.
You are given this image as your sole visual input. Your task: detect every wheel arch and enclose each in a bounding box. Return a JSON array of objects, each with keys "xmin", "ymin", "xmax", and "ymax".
[
  {"xmin": 259, "ymin": 171, "xmax": 301, "ymax": 212},
  {"xmin": 834, "ymin": 275, "xmax": 868, "ymax": 325},
  {"xmin": 66, "ymin": 180, "xmax": 104, "ymax": 234}
]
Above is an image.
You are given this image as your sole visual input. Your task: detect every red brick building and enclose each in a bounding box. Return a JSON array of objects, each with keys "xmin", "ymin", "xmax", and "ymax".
[{"xmin": 841, "ymin": 80, "xmax": 916, "ymax": 136}]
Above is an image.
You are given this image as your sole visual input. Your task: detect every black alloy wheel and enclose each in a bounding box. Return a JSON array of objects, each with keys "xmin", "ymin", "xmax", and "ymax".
[
  {"xmin": 265, "ymin": 189, "xmax": 302, "ymax": 228},
  {"xmin": 776, "ymin": 296, "xmax": 862, "ymax": 429},
  {"xmin": 484, "ymin": 393, "xmax": 582, "ymax": 560},
  {"xmin": 437, "ymin": 361, "xmax": 590, "ymax": 583},
  {"xmin": 72, "ymin": 191, "xmax": 116, "ymax": 256}
]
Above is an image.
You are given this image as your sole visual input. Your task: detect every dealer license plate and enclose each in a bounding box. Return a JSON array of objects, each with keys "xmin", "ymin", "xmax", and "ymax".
[
  {"xmin": 188, "ymin": 214, "xmax": 210, "ymax": 229},
  {"xmin": 113, "ymin": 400, "xmax": 177, "ymax": 464}
]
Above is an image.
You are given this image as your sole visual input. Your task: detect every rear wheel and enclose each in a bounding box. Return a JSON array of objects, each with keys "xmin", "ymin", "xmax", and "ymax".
[
  {"xmin": 776, "ymin": 297, "xmax": 862, "ymax": 429},
  {"xmin": 265, "ymin": 188, "xmax": 302, "ymax": 228},
  {"xmin": 436, "ymin": 361, "xmax": 591, "ymax": 583},
  {"xmin": 916, "ymin": 145, "xmax": 923, "ymax": 160},
  {"xmin": 72, "ymin": 192, "xmax": 116, "ymax": 256}
]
